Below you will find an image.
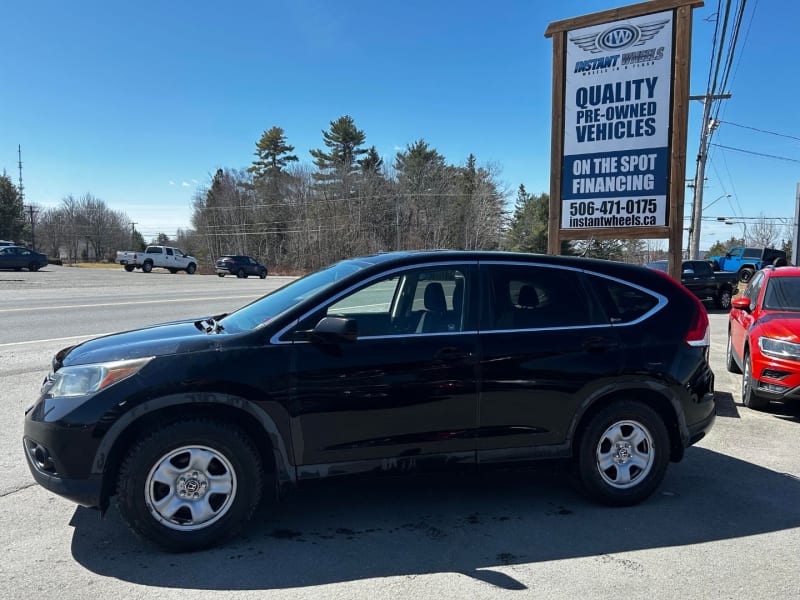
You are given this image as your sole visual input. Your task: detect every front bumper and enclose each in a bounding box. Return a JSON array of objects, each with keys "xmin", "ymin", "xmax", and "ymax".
[{"xmin": 23, "ymin": 437, "xmax": 103, "ymax": 507}]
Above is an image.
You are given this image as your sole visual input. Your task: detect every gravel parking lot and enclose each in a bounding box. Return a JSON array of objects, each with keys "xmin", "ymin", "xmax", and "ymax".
[{"xmin": 1, "ymin": 266, "xmax": 798, "ymax": 599}]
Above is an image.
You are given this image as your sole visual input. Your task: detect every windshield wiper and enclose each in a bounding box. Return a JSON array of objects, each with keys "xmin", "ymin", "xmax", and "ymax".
[{"xmin": 196, "ymin": 313, "xmax": 227, "ymax": 334}]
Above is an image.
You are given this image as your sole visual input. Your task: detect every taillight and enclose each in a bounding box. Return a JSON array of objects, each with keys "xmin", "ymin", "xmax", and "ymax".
[
  {"xmin": 685, "ymin": 300, "xmax": 710, "ymax": 347},
  {"xmin": 650, "ymin": 266, "xmax": 709, "ymax": 347}
]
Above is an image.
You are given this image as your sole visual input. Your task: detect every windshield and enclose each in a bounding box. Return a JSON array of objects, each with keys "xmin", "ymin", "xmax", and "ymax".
[
  {"xmin": 219, "ymin": 259, "xmax": 368, "ymax": 332},
  {"xmin": 763, "ymin": 277, "xmax": 800, "ymax": 312}
]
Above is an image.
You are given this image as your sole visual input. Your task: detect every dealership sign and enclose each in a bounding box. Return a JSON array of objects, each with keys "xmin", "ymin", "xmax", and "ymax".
[{"xmin": 561, "ymin": 11, "xmax": 673, "ymax": 229}]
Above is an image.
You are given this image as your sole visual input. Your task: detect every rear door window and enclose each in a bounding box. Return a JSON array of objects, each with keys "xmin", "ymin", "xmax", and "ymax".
[{"xmin": 483, "ymin": 264, "xmax": 602, "ymax": 330}]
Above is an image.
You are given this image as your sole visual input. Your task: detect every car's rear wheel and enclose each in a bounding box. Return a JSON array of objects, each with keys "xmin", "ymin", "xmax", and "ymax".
[
  {"xmin": 726, "ymin": 332, "xmax": 741, "ymax": 374},
  {"xmin": 742, "ymin": 350, "xmax": 769, "ymax": 410},
  {"xmin": 217, "ymin": 273, "xmax": 225, "ymax": 278},
  {"xmin": 168, "ymin": 268, "xmax": 178, "ymax": 274},
  {"xmin": 142, "ymin": 261, "xmax": 153, "ymax": 273},
  {"xmin": 237, "ymin": 269, "xmax": 245, "ymax": 279},
  {"xmin": 576, "ymin": 400, "xmax": 669, "ymax": 506},
  {"xmin": 124, "ymin": 265, "xmax": 135, "ymax": 272},
  {"xmin": 116, "ymin": 419, "xmax": 262, "ymax": 552},
  {"xmin": 738, "ymin": 267, "xmax": 754, "ymax": 283}
]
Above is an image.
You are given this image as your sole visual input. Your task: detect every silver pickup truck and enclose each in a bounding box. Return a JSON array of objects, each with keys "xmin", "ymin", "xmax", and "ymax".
[{"xmin": 115, "ymin": 246, "xmax": 198, "ymax": 274}]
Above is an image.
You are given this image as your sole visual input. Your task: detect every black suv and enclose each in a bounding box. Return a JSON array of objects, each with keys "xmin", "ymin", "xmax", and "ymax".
[
  {"xmin": 24, "ymin": 251, "xmax": 715, "ymax": 551},
  {"xmin": 215, "ymin": 255, "xmax": 268, "ymax": 278}
]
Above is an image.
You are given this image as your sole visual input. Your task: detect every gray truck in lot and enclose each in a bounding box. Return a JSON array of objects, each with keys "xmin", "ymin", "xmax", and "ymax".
[
  {"xmin": 647, "ymin": 259, "xmax": 738, "ymax": 310},
  {"xmin": 115, "ymin": 245, "xmax": 197, "ymax": 274}
]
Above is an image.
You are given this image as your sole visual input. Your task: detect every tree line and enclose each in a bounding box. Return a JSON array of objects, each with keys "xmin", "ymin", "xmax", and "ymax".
[
  {"xmin": 190, "ymin": 116, "xmax": 509, "ymax": 272},
  {"xmin": 1, "ymin": 115, "xmax": 792, "ymax": 269}
]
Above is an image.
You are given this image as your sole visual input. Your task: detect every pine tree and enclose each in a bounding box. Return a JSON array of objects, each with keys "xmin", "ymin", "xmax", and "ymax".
[
  {"xmin": 0, "ymin": 172, "xmax": 24, "ymax": 241},
  {"xmin": 310, "ymin": 116, "xmax": 368, "ymax": 186},
  {"xmin": 248, "ymin": 127, "xmax": 298, "ymax": 180}
]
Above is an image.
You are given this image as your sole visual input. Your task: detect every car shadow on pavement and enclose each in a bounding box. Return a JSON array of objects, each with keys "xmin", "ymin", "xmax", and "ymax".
[
  {"xmin": 714, "ymin": 392, "xmax": 741, "ymax": 418},
  {"xmin": 762, "ymin": 400, "xmax": 800, "ymax": 423},
  {"xmin": 68, "ymin": 446, "xmax": 800, "ymax": 592}
]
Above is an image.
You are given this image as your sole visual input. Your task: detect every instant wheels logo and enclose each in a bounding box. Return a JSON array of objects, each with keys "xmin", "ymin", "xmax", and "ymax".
[{"xmin": 570, "ymin": 19, "xmax": 669, "ymax": 53}]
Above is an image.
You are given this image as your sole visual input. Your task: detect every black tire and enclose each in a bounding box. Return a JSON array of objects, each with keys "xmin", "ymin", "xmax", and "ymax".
[
  {"xmin": 116, "ymin": 418, "xmax": 263, "ymax": 552},
  {"xmin": 259, "ymin": 269, "xmax": 267, "ymax": 279},
  {"xmin": 168, "ymin": 268, "xmax": 178, "ymax": 274},
  {"xmin": 28, "ymin": 262, "xmax": 40, "ymax": 272},
  {"xmin": 742, "ymin": 350, "xmax": 769, "ymax": 410},
  {"xmin": 738, "ymin": 267, "xmax": 754, "ymax": 283},
  {"xmin": 217, "ymin": 273, "xmax": 225, "ymax": 278},
  {"xmin": 576, "ymin": 400, "xmax": 669, "ymax": 506},
  {"xmin": 186, "ymin": 263, "xmax": 197, "ymax": 275},
  {"xmin": 124, "ymin": 264, "xmax": 135, "ymax": 272},
  {"xmin": 773, "ymin": 257, "xmax": 788, "ymax": 267},
  {"xmin": 237, "ymin": 269, "xmax": 246, "ymax": 279},
  {"xmin": 142, "ymin": 260, "xmax": 153, "ymax": 273},
  {"xmin": 726, "ymin": 332, "xmax": 741, "ymax": 374},
  {"xmin": 715, "ymin": 286, "xmax": 733, "ymax": 310}
]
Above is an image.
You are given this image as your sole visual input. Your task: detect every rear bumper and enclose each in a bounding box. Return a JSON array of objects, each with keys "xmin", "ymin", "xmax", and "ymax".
[{"xmin": 687, "ymin": 395, "xmax": 716, "ymax": 446}]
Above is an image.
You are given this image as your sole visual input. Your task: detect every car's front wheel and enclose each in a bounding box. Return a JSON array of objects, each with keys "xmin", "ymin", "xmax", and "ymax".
[
  {"xmin": 742, "ymin": 350, "xmax": 769, "ymax": 410},
  {"xmin": 116, "ymin": 419, "xmax": 263, "ymax": 551},
  {"xmin": 186, "ymin": 263, "xmax": 197, "ymax": 275},
  {"xmin": 726, "ymin": 332, "xmax": 742, "ymax": 374},
  {"xmin": 576, "ymin": 400, "xmax": 669, "ymax": 506},
  {"xmin": 259, "ymin": 269, "xmax": 267, "ymax": 279},
  {"xmin": 716, "ymin": 287, "xmax": 732, "ymax": 310}
]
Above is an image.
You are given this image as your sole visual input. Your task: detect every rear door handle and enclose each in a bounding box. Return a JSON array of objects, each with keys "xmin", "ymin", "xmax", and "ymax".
[{"xmin": 583, "ymin": 337, "xmax": 619, "ymax": 353}]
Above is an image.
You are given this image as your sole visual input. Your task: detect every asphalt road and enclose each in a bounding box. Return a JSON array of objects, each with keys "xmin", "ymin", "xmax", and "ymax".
[{"xmin": 1, "ymin": 265, "xmax": 798, "ymax": 599}]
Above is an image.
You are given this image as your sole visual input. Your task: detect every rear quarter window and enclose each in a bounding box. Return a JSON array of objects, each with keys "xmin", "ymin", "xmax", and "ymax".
[{"xmin": 587, "ymin": 274, "xmax": 660, "ymax": 324}]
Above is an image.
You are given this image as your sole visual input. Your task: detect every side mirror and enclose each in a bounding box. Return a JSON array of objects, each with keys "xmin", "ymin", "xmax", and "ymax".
[
  {"xmin": 731, "ymin": 297, "xmax": 750, "ymax": 312},
  {"xmin": 310, "ymin": 316, "xmax": 358, "ymax": 344}
]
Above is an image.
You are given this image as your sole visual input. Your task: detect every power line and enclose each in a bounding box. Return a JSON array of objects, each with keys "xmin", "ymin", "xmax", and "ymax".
[
  {"xmin": 718, "ymin": 120, "xmax": 800, "ymax": 142},
  {"xmin": 710, "ymin": 143, "xmax": 800, "ymax": 164}
]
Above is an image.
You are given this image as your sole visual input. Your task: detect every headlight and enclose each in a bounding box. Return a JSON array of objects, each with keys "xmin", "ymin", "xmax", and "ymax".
[
  {"xmin": 42, "ymin": 357, "xmax": 153, "ymax": 398},
  {"xmin": 759, "ymin": 337, "xmax": 800, "ymax": 361}
]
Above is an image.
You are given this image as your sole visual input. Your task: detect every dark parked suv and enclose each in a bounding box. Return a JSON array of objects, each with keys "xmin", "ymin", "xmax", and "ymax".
[
  {"xmin": 24, "ymin": 251, "xmax": 715, "ymax": 551},
  {"xmin": 215, "ymin": 255, "xmax": 268, "ymax": 278}
]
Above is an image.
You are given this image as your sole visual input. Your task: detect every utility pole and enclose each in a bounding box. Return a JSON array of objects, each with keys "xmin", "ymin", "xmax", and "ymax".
[
  {"xmin": 794, "ymin": 184, "xmax": 799, "ymax": 266},
  {"xmin": 25, "ymin": 205, "xmax": 39, "ymax": 250},
  {"xmin": 17, "ymin": 145, "xmax": 24, "ymax": 203},
  {"xmin": 688, "ymin": 93, "xmax": 731, "ymax": 259},
  {"xmin": 130, "ymin": 222, "xmax": 138, "ymax": 247}
]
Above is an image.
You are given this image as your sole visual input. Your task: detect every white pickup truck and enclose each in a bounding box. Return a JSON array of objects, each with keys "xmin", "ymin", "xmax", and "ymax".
[{"xmin": 115, "ymin": 246, "xmax": 198, "ymax": 274}]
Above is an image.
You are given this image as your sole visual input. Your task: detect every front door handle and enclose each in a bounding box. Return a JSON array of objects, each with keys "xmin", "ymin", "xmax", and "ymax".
[{"xmin": 435, "ymin": 347, "xmax": 471, "ymax": 362}]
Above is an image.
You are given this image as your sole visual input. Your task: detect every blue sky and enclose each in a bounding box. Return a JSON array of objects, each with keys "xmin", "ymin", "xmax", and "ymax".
[{"xmin": 2, "ymin": 0, "xmax": 797, "ymax": 249}]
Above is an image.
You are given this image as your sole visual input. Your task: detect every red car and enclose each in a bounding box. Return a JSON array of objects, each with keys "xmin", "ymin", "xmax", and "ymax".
[{"xmin": 727, "ymin": 265, "xmax": 800, "ymax": 409}]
